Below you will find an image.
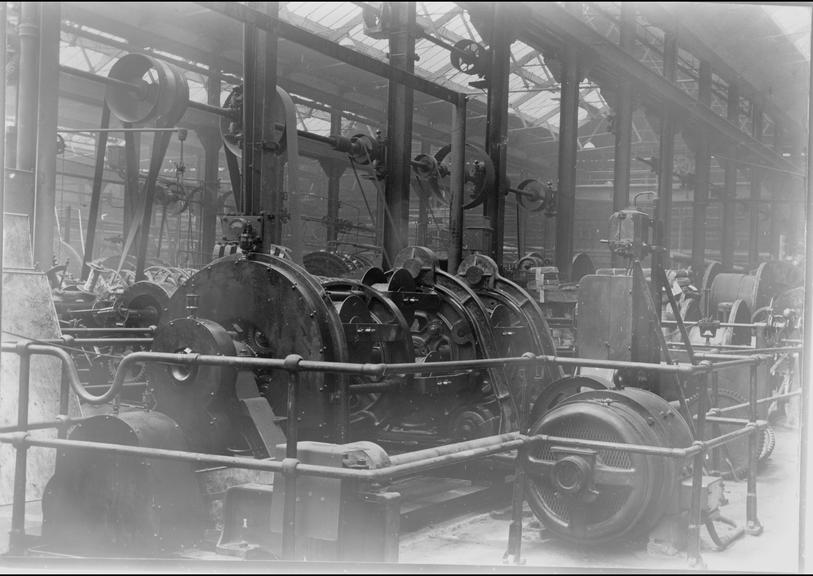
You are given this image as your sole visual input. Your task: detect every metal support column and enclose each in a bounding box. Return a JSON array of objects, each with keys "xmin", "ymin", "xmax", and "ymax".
[
  {"xmin": 749, "ymin": 103, "xmax": 763, "ymax": 266},
  {"xmin": 692, "ymin": 61, "xmax": 712, "ymax": 275},
  {"xmin": 198, "ymin": 126, "xmax": 222, "ymax": 265},
  {"xmin": 448, "ymin": 94, "xmax": 467, "ymax": 273},
  {"xmin": 611, "ymin": 3, "xmax": 635, "ymax": 268},
  {"xmin": 655, "ymin": 31, "xmax": 677, "ymax": 279},
  {"xmin": 382, "ymin": 1, "xmax": 416, "ymax": 269},
  {"xmin": 721, "ymin": 82, "xmax": 739, "ymax": 270},
  {"xmin": 555, "ymin": 42, "xmax": 580, "ymax": 281},
  {"xmin": 416, "ymin": 140, "xmax": 430, "ymax": 246},
  {"xmin": 199, "ymin": 62, "xmax": 223, "ymax": 265},
  {"xmin": 326, "ymin": 108, "xmax": 343, "ymax": 248},
  {"xmin": 485, "ymin": 2, "xmax": 512, "ymax": 267},
  {"xmin": 33, "ymin": 1, "xmax": 61, "ymax": 270},
  {"xmin": 258, "ymin": 3, "xmax": 280, "ymax": 243}
]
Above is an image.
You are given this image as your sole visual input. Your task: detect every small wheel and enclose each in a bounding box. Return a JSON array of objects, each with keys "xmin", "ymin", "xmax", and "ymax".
[{"xmin": 433, "ymin": 143, "xmax": 495, "ymax": 209}]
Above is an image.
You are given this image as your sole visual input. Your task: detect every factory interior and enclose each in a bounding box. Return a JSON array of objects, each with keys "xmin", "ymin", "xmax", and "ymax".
[{"xmin": 0, "ymin": 1, "xmax": 812, "ymax": 573}]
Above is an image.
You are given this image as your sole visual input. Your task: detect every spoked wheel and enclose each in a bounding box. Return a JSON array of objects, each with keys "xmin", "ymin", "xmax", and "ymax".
[{"xmin": 688, "ymin": 387, "xmax": 775, "ymax": 480}]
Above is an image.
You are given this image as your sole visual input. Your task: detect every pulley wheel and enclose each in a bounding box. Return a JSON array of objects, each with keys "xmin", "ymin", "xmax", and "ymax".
[
  {"xmin": 106, "ymin": 53, "xmax": 189, "ymax": 126},
  {"xmin": 433, "ymin": 143, "xmax": 495, "ymax": 209}
]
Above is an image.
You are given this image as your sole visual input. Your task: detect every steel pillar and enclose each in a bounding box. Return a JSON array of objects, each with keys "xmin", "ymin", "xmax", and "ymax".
[
  {"xmin": 259, "ymin": 3, "xmax": 280, "ymax": 242},
  {"xmin": 33, "ymin": 1, "xmax": 61, "ymax": 270},
  {"xmin": 655, "ymin": 32, "xmax": 677, "ymax": 272},
  {"xmin": 485, "ymin": 3, "xmax": 512, "ymax": 267},
  {"xmin": 749, "ymin": 103, "xmax": 763, "ymax": 266},
  {"xmin": 416, "ymin": 140, "xmax": 430, "ymax": 246},
  {"xmin": 721, "ymin": 82, "xmax": 739, "ymax": 270},
  {"xmin": 448, "ymin": 94, "xmax": 467, "ymax": 274},
  {"xmin": 611, "ymin": 3, "xmax": 635, "ymax": 268},
  {"xmin": 198, "ymin": 126, "xmax": 221, "ymax": 265},
  {"xmin": 554, "ymin": 42, "xmax": 580, "ymax": 281},
  {"xmin": 326, "ymin": 109, "xmax": 344, "ymax": 248},
  {"xmin": 382, "ymin": 1, "xmax": 416, "ymax": 269},
  {"xmin": 692, "ymin": 62, "xmax": 712, "ymax": 275}
]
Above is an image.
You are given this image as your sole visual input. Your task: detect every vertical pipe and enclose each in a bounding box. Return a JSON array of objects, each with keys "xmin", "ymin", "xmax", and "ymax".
[
  {"xmin": 555, "ymin": 42, "xmax": 580, "ymax": 281},
  {"xmin": 485, "ymin": 2, "xmax": 511, "ymax": 267},
  {"xmin": 383, "ymin": 1, "xmax": 415, "ymax": 269},
  {"xmin": 692, "ymin": 61, "xmax": 712, "ymax": 275},
  {"xmin": 611, "ymin": 6, "xmax": 634, "ymax": 269},
  {"xmin": 58, "ymin": 361, "xmax": 69, "ymax": 440},
  {"xmin": 721, "ymin": 82, "xmax": 739, "ymax": 270},
  {"xmin": 448, "ymin": 94, "xmax": 466, "ymax": 273},
  {"xmin": 745, "ymin": 363, "xmax": 762, "ymax": 535},
  {"xmin": 32, "ymin": 1, "xmax": 60, "ymax": 270},
  {"xmin": 748, "ymin": 103, "xmax": 763, "ymax": 266},
  {"xmin": 9, "ymin": 346, "xmax": 31, "ymax": 554},
  {"xmin": 15, "ymin": 2, "xmax": 39, "ymax": 176},
  {"xmin": 80, "ymin": 105, "xmax": 111, "ymax": 279}
]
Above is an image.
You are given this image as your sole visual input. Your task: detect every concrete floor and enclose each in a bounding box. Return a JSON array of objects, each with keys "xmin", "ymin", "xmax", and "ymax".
[
  {"xmin": 0, "ymin": 425, "xmax": 803, "ymax": 573},
  {"xmin": 400, "ymin": 424, "xmax": 803, "ymax": 573}
]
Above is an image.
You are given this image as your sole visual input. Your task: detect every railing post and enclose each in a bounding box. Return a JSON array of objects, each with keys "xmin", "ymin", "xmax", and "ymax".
[
  {"xmin": 746, "ymin": 362, "xmax": 763, "ymax": 536},
  {"xmin": 282, "ymin": 354, "xmax": 302, "ymax": 560},
  {"xmin": 687, "ymin": 371, "xmax": 707, "ymax": 568},
  {"xmin": 9, "ymin": 343, "xmax": 32, "ymax": 554},
  {"xmin": 504, "ymin": 355, "xmax": 532, "ymax": 564}
]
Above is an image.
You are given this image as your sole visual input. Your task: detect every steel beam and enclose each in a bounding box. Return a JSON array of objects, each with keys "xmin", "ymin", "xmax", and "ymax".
[
  {"xmin": 382, "ymin": 2, "xmax": 416, "ymax": 269},
  {"xmin": 639, "ymin": 3, "xmax": 799, "ymax": 149},
  {"xmin": 721, "ymin": 82, "xmax": 739, "ymax": 270},
  {"xmin": 554, "ymin": 42, "xmax": 579, "ymax": 281},
  {"xmin": 33, "ymin": 1, "xmax": 61, "ymax": 270},
  {"xmin": 484, "ymin": 3, "xmax": 512, "ymax": 267},
  {"xmin": 198, "ymin": 1, "xmax": 458, "ymax": 105},
  {"xmin": 494, "ymin": 2, "xmax": 799, "ymax": 178},
  {"xmin": 692, "ymin": 61, "xmax": 712, "ymax": 274}
]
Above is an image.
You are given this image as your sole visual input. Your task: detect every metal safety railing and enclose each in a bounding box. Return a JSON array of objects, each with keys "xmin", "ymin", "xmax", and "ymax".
[{"xmin": 0, "ymin": 340, "xmax": 800, "ymax": 567}]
